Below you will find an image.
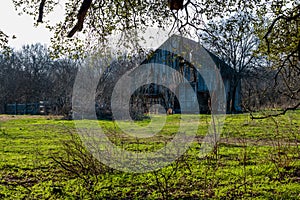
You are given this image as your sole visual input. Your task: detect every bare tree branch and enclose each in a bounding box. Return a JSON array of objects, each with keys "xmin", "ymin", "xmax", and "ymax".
[{"xmin": 250, "ymin": 102, "xmax": 300, "ymax": 119}]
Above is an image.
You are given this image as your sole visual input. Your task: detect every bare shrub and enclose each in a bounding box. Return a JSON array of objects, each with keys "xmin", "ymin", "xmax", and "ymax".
[{"xmin": 50, "ymin": 129, "xmax": 113, "ymax": 192}]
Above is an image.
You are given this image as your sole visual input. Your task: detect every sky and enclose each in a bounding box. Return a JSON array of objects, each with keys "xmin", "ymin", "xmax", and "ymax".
[
  {"xmin": 0, "ymin": 1, "xmax": 169, "ymax": 51},
  {"xmin": 0, "ymin": 1, "xmax": 198, "ymax": 51},
  {"xmin": 0, "ymin": 1, "xmax": 64, "ymax": 50}
]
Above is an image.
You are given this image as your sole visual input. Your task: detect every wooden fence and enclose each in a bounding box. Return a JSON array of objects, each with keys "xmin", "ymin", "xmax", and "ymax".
[{"xmin": 4, "ymin": 101, "xmax": 51, "ymax": 115}]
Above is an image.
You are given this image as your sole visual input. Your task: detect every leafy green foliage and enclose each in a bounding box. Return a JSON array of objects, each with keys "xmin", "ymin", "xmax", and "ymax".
[
  {"xmin": 255, "ymin": 1, "xmax": 299, "ymax": 107},
  {"xmin": 6, "ymin": 0, "xmax": 267, "ymax": 57},
  {"xmin": 256, "ymin": 1, "xmax": 299, "ymax": 60},
  {"xmin": 0, "ymin": 30, "xmax": 11, "ymax": 57},
  {"xmin": 0, "ymin": 0, "xmax": 297, "ymax": 65}
]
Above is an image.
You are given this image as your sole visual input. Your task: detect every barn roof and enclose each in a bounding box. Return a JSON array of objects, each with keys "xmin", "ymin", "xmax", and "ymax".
[{"xmin": 142, "ymin": 34, "xmax": 234, "ymax": 78}]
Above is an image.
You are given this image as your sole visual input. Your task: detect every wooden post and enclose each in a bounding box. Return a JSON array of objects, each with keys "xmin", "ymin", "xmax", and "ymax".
[{"xmin": 15, "ymin": 102, "xmax": 17, "ymax": 115}]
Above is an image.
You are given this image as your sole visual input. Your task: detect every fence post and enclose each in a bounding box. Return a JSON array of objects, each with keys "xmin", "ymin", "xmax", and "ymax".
[{"xmin": 15, "ymin": 102, "xmax": 17, "ymax": 115}]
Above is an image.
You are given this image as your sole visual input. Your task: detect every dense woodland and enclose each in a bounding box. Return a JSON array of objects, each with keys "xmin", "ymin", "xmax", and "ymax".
[{"xmin": 0, "ymin": 44, "xmax": 78, "ymax": 115}]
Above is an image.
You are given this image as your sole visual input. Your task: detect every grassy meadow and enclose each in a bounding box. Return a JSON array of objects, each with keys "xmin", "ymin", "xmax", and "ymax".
[{"xmin": 0, "ymin": 111, "xmax": 300, "ymax": 199}]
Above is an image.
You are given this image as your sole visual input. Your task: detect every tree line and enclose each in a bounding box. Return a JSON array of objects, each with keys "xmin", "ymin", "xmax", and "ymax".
[
  {"xmin": 0, "ymin": 42, "xmax": 296, "ymax": 118},
  {"xmin": 0, "ymin": 44, "xmax": 78, "ymax": 115}
]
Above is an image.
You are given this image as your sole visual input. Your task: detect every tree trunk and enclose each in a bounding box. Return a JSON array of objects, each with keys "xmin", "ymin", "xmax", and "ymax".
[{"xmin": 230, "ymin": 75, "xmax": 239, "ymax": 113}]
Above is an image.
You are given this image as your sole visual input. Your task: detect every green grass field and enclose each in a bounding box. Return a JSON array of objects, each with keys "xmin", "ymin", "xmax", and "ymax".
[{"xmin": 0, "ymin": 112, "xmax": 300, "ymax": 199}]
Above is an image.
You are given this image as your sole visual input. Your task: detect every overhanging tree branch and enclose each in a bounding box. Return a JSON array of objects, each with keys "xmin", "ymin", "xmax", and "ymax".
[
  {"xmin": 37, "ymin": 0, "xmax": 46, "ymax": 23},
  {"xmin": 67, "ymin": 0, "xmax": 93, "ymax": 38}
]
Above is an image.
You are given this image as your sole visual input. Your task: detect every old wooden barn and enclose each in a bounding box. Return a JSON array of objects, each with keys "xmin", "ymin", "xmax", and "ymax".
[
  {"xmin": 96, "ymin": 35, "xmax": 241, "ymax": 119},
  {"xmin": 128, "ymin": 35, "xmax": 241, "ymax": 115}
]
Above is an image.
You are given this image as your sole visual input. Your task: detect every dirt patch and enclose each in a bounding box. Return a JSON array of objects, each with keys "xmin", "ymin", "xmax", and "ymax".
[
  {"xmin": 1, "ymin": 173, "xmax": 40, "ymax": 187},
  {"xmin": 195, "ymin": 136, "xmax": 299, "ymax": 147}
]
